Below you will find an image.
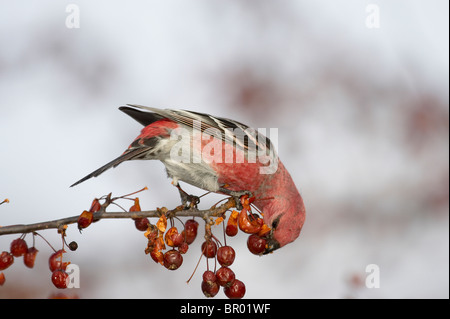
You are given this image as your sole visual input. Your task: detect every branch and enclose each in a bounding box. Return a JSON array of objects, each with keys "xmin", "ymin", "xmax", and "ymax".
[{"xmin": 0, "ymin": 197, "xmax": 237, "ymax": 236}]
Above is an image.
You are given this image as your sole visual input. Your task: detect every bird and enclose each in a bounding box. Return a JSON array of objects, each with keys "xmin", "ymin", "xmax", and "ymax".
[{"xmin": 71, "ymin": 104, "xmax": 305, "ymax": 253}]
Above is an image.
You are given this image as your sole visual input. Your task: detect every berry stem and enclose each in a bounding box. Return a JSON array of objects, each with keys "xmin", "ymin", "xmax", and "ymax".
[
  {"xmin": 33, "ymin": 231, "xmax": 57, "ymax": 253},
  {"xmin": 186, "ymin": 245, "xmax": 205, "ymax": 284}
]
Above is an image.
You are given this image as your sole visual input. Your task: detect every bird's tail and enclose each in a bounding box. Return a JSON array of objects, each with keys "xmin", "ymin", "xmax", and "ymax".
[{"xmin": 70, "ymin": 147, "xmax": 149, "ymax": 187}]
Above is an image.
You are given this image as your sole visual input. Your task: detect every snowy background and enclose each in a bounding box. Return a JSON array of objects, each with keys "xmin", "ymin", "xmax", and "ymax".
[{"xmin": 0, "ymin": 0, "xmax": 448, "ymax": 299}]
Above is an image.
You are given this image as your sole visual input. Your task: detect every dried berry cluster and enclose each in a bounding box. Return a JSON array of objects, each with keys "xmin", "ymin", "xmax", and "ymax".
[{"xmin": 133, "ymin": 195, "xmax": 271, "ymax": 299}]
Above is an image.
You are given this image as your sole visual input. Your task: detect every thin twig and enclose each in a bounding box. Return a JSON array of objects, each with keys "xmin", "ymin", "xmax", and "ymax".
[{"xmin": 0, "ymin": 197, "xmax": 237, "ymax": 236}]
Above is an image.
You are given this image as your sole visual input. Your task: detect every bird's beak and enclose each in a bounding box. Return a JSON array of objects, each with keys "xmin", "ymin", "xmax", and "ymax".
[{"xmin": 263, "ymin": 237, "xmax": 280, "ymax": 254}]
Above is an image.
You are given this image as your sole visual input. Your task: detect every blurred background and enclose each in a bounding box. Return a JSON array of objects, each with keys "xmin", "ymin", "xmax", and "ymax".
[{"xmin": 0, "ymin": 0, "xmax": 448, "ymax": 299}]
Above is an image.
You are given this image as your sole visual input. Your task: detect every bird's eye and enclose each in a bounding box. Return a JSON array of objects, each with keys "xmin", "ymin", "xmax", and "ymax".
[{"xmin": 271, "ymin": 215, "xmax": 282, "ymax": 229}]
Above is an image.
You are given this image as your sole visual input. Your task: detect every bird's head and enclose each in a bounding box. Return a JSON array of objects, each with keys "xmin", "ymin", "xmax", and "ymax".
[{"xmin": 259, "ymin": 192, "xmax": 306, "ymax": 254}]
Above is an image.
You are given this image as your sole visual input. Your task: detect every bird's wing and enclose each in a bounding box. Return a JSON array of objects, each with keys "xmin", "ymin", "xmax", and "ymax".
[{"xmin": 125, "ymin": 104, "xmax": 274, "ymax": 155}]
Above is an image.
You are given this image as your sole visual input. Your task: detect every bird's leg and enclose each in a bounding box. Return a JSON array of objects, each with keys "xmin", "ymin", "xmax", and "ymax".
[
  {"xmin": 219, "ymin": 186, "xmax": 252, "ymax": 210},
  {"xmin": 172, "ymin": 180, "xmax": 200, "ymax": 209}
]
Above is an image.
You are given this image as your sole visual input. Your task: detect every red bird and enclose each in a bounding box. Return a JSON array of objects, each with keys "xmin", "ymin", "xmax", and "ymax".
[{"xmin": 71, "ymin": 105, "xmax": 305, "ymax": 253}]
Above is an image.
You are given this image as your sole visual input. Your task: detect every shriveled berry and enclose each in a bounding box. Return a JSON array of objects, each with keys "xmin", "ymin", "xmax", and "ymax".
[
  {"xmin": 77, "ymin": 210, "xmax": 93, "ymax": 230},
  {"xmin": 216, "ymin": 266, "xmax": 235, "ymax": 287},
  {"xmin": 134, "ymin": 218, "xmax": 150, "ymax": 231},
  {"xmin": 201, "ymin": 280, "xmax": 219, "ymax": 298},
  {"xmin": 182, "ymin": 219, "xmax": 199, "ymax": 244},
  {"xmin": 68, "ymin": 241, "xmax": 78, "ymax": 251},
  {"xmin": 247, "ymin": 234, "xmax": 267, "ymax": 255},
  {"xmin": 201, "ymin": 240, "xmax": 217, "ymax": 258},
  {"xmin": 178, "ymin": 242, "xmax": 189, "ymax": 254},
  {"xmin": 217, "ymin": 246, "xmax": 236, "ymax": 267},
  {"xmin": 224, "ymin": 279, "xmax": 246, "ymax": 299},
  {"xmin": 49, "ymin": 250, "xmax": 69, "ymax": 272},
  {"xmin": 51, "ymin": 269, "xmax": 69, "ymax": 289},
  {"xmin": 10, "ymin": 238, "xmax": 28, "ymax": 257},
  {"xmin": 23, "ymin": 247, "xmax": 39, "ymax": 268},
  {"xmin": 163, "ymin": 250, "xmax": 183, "ymax": 270},
  {"xmin": 89, "ymin": 198, "xmax": 101, "ymax": 213},
  {"xmin": 150, "ymin": 249, "xmax": 164, "ymax": 265},
  {"xmin": 0, "ymin": 251, "xmax": 14, "ymax": 271}
]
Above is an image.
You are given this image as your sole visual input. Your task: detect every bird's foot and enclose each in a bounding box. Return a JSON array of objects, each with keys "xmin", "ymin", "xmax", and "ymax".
[
  {"xmin": 219, "ymin": 186, "xmax": 253, "ymax": 210},
  {"xmin": 173, "ymin": 181, "xmax": 200, "ymax": 209}
]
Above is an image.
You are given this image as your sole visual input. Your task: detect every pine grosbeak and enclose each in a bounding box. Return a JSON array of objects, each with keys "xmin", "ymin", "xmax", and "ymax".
[{"xmin": 71, "ymin": 105, "xmax": 305, "ymax": 253}]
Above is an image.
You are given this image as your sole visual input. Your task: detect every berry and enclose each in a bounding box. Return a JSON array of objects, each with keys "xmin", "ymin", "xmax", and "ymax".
[
  {"xmin": 51, "ymin": 269, "xmax": 69, "ymax": 289},
  {"xmin": 89, "ymin": 198, "xmax": 101, "ymax": 212},
  {"xmin": 10, "ymin": 238, "xmax": 28, "ymax": 257},
  {"xmin": 0, "ymin": 272, "xmax": 5, "ymax": 286},
  {"xmin": 216, "ymin": 266, "xmax": 235, "ymax": 287},
  {"xmin": 201, "ymin": 240, "xmax": 217, "ymax": 258},
  {"xmin": 165, "ymin": 227, "xmax": 184, "ymax": 247},
  {"xmin": 68, "ymin": 241, "xmax": 78, "ymax": 251},
  {"xmin": 247, "ymin": 234, "xmax": 267, "ymax": 255},
  {"xmin": 224, "ymin": 279, "xmax": 246, "ymax": 299},
  {"xmin": 178, "ymin": 242, "xmax": 189, "ymax": 254},
  {"xmin": 0, "ymin": 251, "xmax": 14, "ymax": 271},
  {"xmin": 172, "ymin": 233, "xmax": 185, "ymax": 247},
  {"xmin": 238, "ymin": 208, "xmax": 263, "ymax": 234},
  {"xmin": 134, "ymin": 218, "xmax": 150, "ymax": 231},
  {"xmin": 23, "ymin": 247, "xmax": 39, "ymax": 268},
  {"xmin": 225, "ymin": 224, "xmax": 238, "ymax": 237},
  {"xmin": 77, "ymin": 210, "xmax": 93, "ymax": 230},
  {"xmin": 226, "ymin": 210, "xmax": 239, "ymax": 237},
  {"xmin": 201, "ymin": 280, "xmax": 219, "ymax": 298},
  {"xmin": 182, "ymin": 219, "xmax": 199, "ymax": 244},
  {"xmin": 49, "ymin": 250, "xmax": 69, "ymax": 272},
  {"xmin": 163, "ymin": 250, "xmax": 183, "ymax": 270},
  {"xmin": 217, "ymin": 246, "xmax": 236, "ymax": 267},
  {"xmin": 150, "ymin": 249, "xmax": 164, "ymax": 265},
  {"xmin": 202, "ymin": 270, "xmax": 217, "ymax": 284}
]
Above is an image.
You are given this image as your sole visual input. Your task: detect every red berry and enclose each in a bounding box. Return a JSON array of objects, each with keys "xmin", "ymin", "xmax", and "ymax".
[
  {"xmin": 178, "ymin": 242, "xmax": 189, "ymax": 254},
  {"xmin": 224, "ymin": 279, "xmax": 246, "ymax": 299},
  {"xmin": 247, "ymin": 234, "xmax": 267, "ymax": 255},
  {"xmin": 163, "ymin": 250, "xmax": 183, "ymax": 270},
  {"xmin": 49, "ymin": 250, "xmax": 69, "ymax": 272},
  {"xmin": 217, "ymin": 246, "xmax": 236, "ymax": 267},
  {"xmin": 51, "ymin": 269, "xmax": 69, "ymax": 289},
  {"xmin": 182, "ymin": 219, "xmax": 199, "ymax": 244},
  {"xmin": 201, "ymin": 280, "xmax": 219, "ymax": 298},
  {"xmin": 0, "ymin": 251, "xmax": 14, "ymax": 271},
  {"xmin": 0, "ymin": 272, "xmax": 5, "ymax": 286},
  {"xmin": 216, "ymin": 266, "xmax": 235, "ymax": 287},
  {"xmin": 77, "ymin": 210, "xmax": 93, "ymax": 230},
  {"xmin": 202, "ymin": 270, "xmax": 217, "ymax": 284},
  {"xmin": 165, "ymin": 227, "xmax": 184, "ymax": 247},
  {"xmin": 201, "ymin": 240, "xmax": 217, "ymax": 258},
  {"xmin": 225, "ymin": 224, "xmax": 238, "ymax": 237},
  {"xmin": 10, "ymin": 238, "xmax": 28, "ymax": 257},
  {"xmin": 134, "ymin": 218, "xmax": 150, "ymax": 231},
  {"xmin": 23, "ymin": 247, "xmax": 39, "ymax": 268}
]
